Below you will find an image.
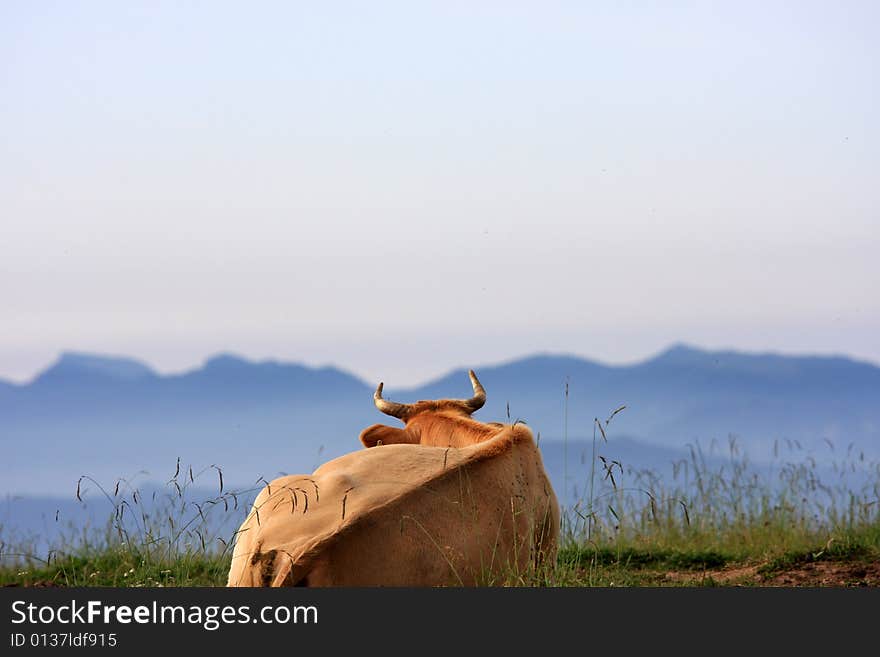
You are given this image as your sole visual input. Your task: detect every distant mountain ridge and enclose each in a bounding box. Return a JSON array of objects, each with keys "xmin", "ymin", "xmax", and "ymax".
[
  {"xmin": 24, "ymin": 351, "xmax": 369, "ymax": 391},
  {"xmin": 2, "ymin": 344, "xmax": 878, "ymax": 496},
  {"xmin": 13, "ymin": 343, "xmax": 880, "ymax": 391},
  {"xmin": 36, "ymin": 352, "xmax": 158, "ymax": 383}
]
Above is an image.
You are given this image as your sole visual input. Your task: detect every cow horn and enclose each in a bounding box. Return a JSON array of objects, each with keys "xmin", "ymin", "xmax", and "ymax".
[
  {"xmin": 373, "ymin": 382, "xmax": 411, "ymax": 419},
  {"xmin": 462, "ymin": 369, "xmax": 486, "ymax": 412}
]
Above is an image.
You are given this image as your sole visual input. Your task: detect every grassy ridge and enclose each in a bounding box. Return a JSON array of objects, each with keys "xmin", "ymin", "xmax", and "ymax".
[{"xmin": 5, "ymin": 526, "xmax": 878, "ymax": 587}]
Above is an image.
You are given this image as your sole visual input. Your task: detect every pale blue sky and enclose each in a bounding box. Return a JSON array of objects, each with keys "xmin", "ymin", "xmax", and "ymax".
[{"xmin": 2, "ymin": 1, "xmax": 878, "ymax": 385}]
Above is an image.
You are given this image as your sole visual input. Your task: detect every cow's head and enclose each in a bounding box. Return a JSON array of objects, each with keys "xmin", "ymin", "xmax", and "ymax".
[{"xmin": 359, "ymin": 370, "xmax": 505, "ymax": 448}]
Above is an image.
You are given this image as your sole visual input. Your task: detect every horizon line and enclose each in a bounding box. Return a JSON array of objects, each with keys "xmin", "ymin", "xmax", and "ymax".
[{"xmin": 4, "ymin": 341, "xmax": 878, "ymax": 390}]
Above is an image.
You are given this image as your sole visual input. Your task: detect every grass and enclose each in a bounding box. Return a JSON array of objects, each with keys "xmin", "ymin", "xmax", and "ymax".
[
  {"xmin": 3, "ymin": 547, "xmax": 230, "ymax": 587},
  {"xmin": 2, "ymin": 412, "xmax": 879, "ymax": 587},
  {"xmin": 548, "ymin": 524, "xmax": 880, "ymax": 587},
  {"xmin": 1, "ymin": 461, "xmax": 258, "ymax": 587}
]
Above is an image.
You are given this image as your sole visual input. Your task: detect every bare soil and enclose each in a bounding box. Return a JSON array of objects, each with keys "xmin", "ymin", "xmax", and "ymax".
[{"xmin": 666, "ymin": 558, "xmax": 880, "ymax": 587}]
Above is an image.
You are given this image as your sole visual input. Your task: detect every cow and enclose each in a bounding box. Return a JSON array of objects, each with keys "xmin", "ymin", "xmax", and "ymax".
[{"xmin": 226, "ymin": 370, "xmax": 559, "ymax": 586}]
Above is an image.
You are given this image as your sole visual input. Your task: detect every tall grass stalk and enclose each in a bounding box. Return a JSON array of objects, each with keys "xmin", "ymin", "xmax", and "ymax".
[{"xmin": 563, "ymin": 377, "xmax": 569, "ymax": 515}]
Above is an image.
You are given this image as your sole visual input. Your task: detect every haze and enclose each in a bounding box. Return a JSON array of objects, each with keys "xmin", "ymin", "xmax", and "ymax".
[{"xmin": 2, "ymin": 1, "xmax": 878, "ymax": 387}]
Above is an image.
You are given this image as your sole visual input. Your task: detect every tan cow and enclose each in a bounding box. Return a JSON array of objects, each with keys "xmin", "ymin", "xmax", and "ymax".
[{"xmin": 226, "ymin": 371, "xmax": 559, "ymax": 586}]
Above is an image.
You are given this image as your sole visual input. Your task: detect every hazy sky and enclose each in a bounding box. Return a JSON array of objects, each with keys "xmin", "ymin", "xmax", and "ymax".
[{"xmin": 2, "ymin": 1, "xmax": 878, "ymax": 386}]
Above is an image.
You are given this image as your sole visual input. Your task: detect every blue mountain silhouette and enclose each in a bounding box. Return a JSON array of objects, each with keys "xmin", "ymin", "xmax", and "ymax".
[{"xmin": 2, "ymin": 345, "xmax": 878, "ymax": 498}]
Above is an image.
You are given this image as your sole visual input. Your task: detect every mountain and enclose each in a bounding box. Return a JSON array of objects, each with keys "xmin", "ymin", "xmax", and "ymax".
[
  {"xmin": 33, "ymin": 352, "xmax": 158, "ymax": 384},
  {"xmin": 0, "ymin": 351, "xmax": 374, "ymax": 495},
  {"xmin": 1, "ymin": 345, "xmax": 878, "ymax": 499}
]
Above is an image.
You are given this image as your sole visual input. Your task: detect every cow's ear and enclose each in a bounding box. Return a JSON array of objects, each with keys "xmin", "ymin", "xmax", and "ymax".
[{"xmin": 359, "ymin": 424, "xmax": 415, "ymax": 448}]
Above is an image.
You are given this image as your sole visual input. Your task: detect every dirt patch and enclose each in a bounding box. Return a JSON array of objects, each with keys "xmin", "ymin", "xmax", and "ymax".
[
  {"xmin": 665, "ymin": 559, "xmax": 880, "ymax": 587},
  {"xmin": 665, "ymin": 564, "xmax": 760, "ymax": 585},
  {"xmin": 760, "ymin": 559, "xmax": 880, "ymax": 587}
]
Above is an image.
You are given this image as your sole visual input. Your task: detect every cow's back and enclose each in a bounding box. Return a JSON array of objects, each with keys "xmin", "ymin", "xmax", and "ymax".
[{"xmin": 227, "ymin": 426, "xmax": 559, "ymax": 587}]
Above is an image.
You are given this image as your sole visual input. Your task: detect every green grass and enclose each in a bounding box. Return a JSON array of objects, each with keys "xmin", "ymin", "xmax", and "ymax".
[
  {"xmin": 1, "ymin": 462, "xmax": 253, "ymax": 587},
  {"xmin": 541, "ymin": 410, "xmax": 880, "ymax": 586},
  {"xmin": 560, "ymin": 545, "xmax": 732, "ymax": 571},
  {"xmin": 3, "ymin": 518, "xmax": 879, "ymax": 588},
  {"xmin": 5, "ymin": 529, "xmax": 879, "ymax": 587},
  {"xmin": 547, "ymin": 524, "xmax": 880, "ymax": 587},
  {"xmin": 1, "ymin": 547, "xmax": 230, "ymax": 587}
]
